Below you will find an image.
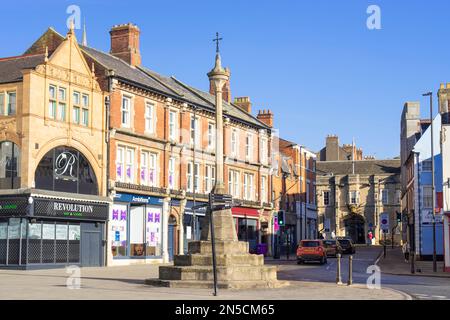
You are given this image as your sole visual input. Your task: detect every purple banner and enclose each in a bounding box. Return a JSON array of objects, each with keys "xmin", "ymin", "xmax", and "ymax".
[
  {"xmin": 112, "ymin": 210, "xmax": 119, "ymax": 221},
  {"xmin": 120, "ymin": 210, "xmax": 127, "ymax": 221}
]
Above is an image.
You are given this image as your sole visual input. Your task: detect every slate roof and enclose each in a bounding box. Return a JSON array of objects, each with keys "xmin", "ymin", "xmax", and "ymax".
[
  {"xmin": 0, "ymin": 54, "xmax": 45, "ymax": 84},
  {"xmin": 79, "ymin": 45, "xmax": 269, "ymax": 129},
  {"xmin": 316, "ymin": 159, "xmax": 401, "ymax": 176}
]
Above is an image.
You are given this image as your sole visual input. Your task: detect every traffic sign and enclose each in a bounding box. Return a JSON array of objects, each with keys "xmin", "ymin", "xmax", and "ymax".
[{"xmin": 380, "ymin": 213, "xmax": 389, "ymax": 231}]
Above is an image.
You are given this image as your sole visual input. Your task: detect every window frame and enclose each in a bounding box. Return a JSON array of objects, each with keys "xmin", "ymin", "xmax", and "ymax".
[
  {"xmin": 121, "ymin": 95, "xmax": 132, "ymax": 128},
  {"xmin": 145, "ymin": 101, "xmax": 155, "ymax": 134}
]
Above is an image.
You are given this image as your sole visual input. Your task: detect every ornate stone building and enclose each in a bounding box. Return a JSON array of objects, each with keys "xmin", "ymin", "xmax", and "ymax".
[
  {"xmin": 316, "ymin": 159, "xmax": 402, "ymax": 245},
  {"xmin": 0, "ymin": 24, "xmax": 109, "ymax": 268}
]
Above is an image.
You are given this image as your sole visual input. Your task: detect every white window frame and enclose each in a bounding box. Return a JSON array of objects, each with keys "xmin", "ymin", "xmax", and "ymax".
[
  {"xmin": 261, "ymin": 137, "xmax": 268, "ymax": 164},
  {"xmin": 48, "ymin": 85, "xmax": 57, "ymax": 119},
  {"xmin": 140, "ymin": 151, "xmax": 148, "ymax": 186},
  {"xmin": 190, "ymin": 115, "xmax": 200, "ymax": 146},
  {"xmin": 168, "ymin": 157, "xmax": 176, "ymax": 189},
  {"xmin": 148, "ymin": 152, "xmax": 158, "ymax": 187},
  {"xmin": 73, "ymin": 91, "xmax": 80, "ymax": 124},
  {"xmin": 116, "ymin": 146, "xmax": 125, "ymax": 182},
  {"xmin": 125, "ymin": 148, "xmax": 135, "ymax": 184},
  {"xmin": 81, "ymin": 93, "xmax": 89, "ymax": 126},
  {"xmin": 231, "ymin": 129, "xmax": 238, "ymax": 157},
  {"xmin": 205, "ymin": 164, "xmax": 216, "ymax": 193},
  {"xmin": 187, "ymin": 162, "xmax": 200, "ymax": 193},
  {"xmin": 423, "ymin": 186, "xmax": 433, "ymax": 209},
  {"xmin": 246, "ymin": 134, "xmax": 253, "ymax": 161},
  {"xmin": 121, "ymin": 95, "xmax": 131, "ymax": 128},
  {"xmin": 244, "ymin": 173, "xmax": 254, "ymax": 201},
  {"xmin": 145, "ymin": 101, "xmax": 155, "ymax": 134},
  {"xmin": 261, "ymin": 176, "xmax": 267, "ymax": 203},
  {"xmin": 349, "ymin": 191, "xmax": 359, "ymax": 205},
  {"xmin": 6, "ymin": 92, "xmax": 16, "ymax": 116},
  {"xmin": 208, "ymin": 122, "xmax": 215, "ymax": 149},
  {"xmin": 169, "ymin": 110, "xmax": 177, "ymax": 141}
]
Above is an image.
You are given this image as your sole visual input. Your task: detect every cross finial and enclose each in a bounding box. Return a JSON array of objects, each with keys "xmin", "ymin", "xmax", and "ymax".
[{"xmin": 213, "ymin": 32, "xmax": 223, "ymax": 53}]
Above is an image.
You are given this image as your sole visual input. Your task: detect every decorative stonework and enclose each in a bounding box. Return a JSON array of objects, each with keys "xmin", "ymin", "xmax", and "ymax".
[{"xmin": 35, "ymin": 64, "xmax": 100, "ymax": 91}]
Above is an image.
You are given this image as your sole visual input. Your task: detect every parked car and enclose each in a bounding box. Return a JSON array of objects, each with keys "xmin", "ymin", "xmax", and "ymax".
[
  {"xmin": 296, "ymin": 240, "xmax": 328, "ymax": 265},
  {"xmin": 322, "ymin": 239, "xmax": 342, "ymax": 257},
  {"xmin": 336, "ymin": 237, "xmax": 356, "ymax": 254}
]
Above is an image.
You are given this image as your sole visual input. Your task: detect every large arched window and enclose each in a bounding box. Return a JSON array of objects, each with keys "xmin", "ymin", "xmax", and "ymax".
[
  {"xmin": 0, "ymin": 141, "xmax": 20, "ymax": 189},
  {"xmin": 34, "ymin": 146, "xmax": 98, "ymax": 195}
]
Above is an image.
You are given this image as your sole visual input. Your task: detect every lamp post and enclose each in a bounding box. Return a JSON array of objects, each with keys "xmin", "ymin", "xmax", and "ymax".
[{"xmin": 423, "ymin": 91, "xmax": 437, "ymax": 272}]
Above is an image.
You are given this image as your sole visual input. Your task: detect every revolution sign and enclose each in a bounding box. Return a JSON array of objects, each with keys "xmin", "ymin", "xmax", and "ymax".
[{"xmin": 34, "ymin": 198, "xmax": 108, "ymax": 221}]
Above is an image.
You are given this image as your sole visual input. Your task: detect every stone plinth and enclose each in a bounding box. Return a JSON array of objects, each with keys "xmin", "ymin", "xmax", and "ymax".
[{"xmin": 145, "ymin": 207, "xmax": 288, "ymax": 289}]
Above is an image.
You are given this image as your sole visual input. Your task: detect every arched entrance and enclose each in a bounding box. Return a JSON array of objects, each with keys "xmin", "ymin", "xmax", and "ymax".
[
  {"xmin": 34, "ymin": 146, "xmax": 98, "ymax": 195},
  {"xmin": 168, "ymin": 215, "xmax": 177, "ymax": 261},
  {"xmin": 344, "ymin": 214, "xmax": 366, "ymax": 244}
]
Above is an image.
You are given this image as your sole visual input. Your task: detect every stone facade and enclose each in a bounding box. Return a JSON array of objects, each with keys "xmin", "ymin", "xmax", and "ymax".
[
  {"xmin": 316, "ymin": 160, "xmax": 401, "ymax": 245},
  {"xmin": 0, "ymin": 27, "xmax": 107, "ymax": 195}
]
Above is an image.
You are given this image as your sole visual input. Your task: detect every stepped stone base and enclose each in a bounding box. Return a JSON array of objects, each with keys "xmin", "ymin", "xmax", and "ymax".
[
  {"xmin": 145, "ymin": 208, "xmax": 288, "ymax": 290},
  {"xmin": 145, "ymin": 240, "xmax": 289, "ymax": 290}
]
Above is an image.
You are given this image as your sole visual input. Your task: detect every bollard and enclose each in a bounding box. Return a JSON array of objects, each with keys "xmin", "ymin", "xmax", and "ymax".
[
  {"xmin": 336, "ymin": 253, "xmax": 343, "ymax": 285},
  {"xmin": 410, "ymin": 251, "xmax": 415, "ymax": 274},
  {"xmin": 347, "ymin": 255, "xmax": 353, "ymax": 286}
]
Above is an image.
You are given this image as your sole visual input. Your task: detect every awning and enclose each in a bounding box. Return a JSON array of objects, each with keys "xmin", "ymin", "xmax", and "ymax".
[{"xmin": 232, "ymin": 207, "xmax": 259, "ymax": 217}]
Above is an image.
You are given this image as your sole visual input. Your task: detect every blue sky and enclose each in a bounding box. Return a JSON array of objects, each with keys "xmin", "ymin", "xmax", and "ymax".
[{"xmin": 1, "ymin": 0, "xmax": 448, "ymax": 158}]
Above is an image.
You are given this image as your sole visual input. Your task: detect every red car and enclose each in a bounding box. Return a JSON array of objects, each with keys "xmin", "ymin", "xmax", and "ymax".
[{"xmin": 297, "ymin": 240, "xmax": 328, "ymax": 265}]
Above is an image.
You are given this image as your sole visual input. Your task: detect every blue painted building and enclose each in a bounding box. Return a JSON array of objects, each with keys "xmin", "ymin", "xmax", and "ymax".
[{"xmin": 412, "ymin": 114, "xmax": 444, "ymax": 259}]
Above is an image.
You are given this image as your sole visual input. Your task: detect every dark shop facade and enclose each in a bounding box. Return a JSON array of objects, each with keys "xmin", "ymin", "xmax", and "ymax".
[{"xmin": 0, "ymin": 146, "xmax": 110, "ymax": 269}]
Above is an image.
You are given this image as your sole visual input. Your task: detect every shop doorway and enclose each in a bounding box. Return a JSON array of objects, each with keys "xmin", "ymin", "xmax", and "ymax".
[
  {"xmin": 81, "ymin": 223, "xmax": 102, "ymax": 267},
  {"xmin": 168, "ymin": 215, "xmax": 177, "ymax": 261},
  {"xmin": 344, "ymin": 215, "xmax": 366, "ymax": 244}
]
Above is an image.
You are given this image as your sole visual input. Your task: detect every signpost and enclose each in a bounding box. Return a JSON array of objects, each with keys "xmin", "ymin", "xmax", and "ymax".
[{"xmin": 380, "ymin": 213, "xmax": 389, "ymax": 258}]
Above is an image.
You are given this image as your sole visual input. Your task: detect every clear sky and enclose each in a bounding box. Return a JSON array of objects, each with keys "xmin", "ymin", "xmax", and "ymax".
[{"xmin": 1, "ymin": 0, "xmax": 448, "ymax": 158}]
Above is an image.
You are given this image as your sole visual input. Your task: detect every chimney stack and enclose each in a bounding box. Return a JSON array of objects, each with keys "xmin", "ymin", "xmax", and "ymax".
[
  {"xmin": 209, "ymin": 67, "xmax": 231, "ymax": 102},
  {"xmin": 234, "ymin": 97, "xmax": 252, "ymax": 114},
  {"xmin": 110, "ymin": 23, "xmax": 141, "ymax": 66},
  {"xmin": 257, "ymin": 109, "xmax": 274, "ymax": 128}
]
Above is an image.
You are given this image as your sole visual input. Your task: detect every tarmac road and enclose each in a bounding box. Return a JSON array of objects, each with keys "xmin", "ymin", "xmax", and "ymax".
[{"xmin": 267, "ymin": 246, "xmax": 450, "ymax": 300}]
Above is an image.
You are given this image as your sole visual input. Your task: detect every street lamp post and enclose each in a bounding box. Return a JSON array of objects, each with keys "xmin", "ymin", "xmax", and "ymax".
[{"xmin": 423, "ymin": 91, "xmax": 437, "ymax": 272}]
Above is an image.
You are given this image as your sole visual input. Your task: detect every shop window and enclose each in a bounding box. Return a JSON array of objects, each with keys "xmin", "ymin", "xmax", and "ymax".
[
  {"xmin": 130, "ymin": 206, "xmax": 145, "ymax": 256},
  {"xmin": 34, "ymin": 146, "xmax": 98, "ymax": 195},
  {"xmin": 237, "ymin": 218, "xmax": 258, "ymax": 253},
  {"xmin": 0, "ymin": 141, "xmax": 20, "ymax": 189},
  {"xmin": 112, "ymin": 204, "xmax": 162, "ymax": 259},
  {"xmin": 111, "ymin": 204, "xmax": 128, "ymax": 257}
]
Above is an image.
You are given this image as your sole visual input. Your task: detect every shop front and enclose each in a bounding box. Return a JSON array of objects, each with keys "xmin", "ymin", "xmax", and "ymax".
[
  {"xmin": 110, "ymin": 193, "xmax": 164, "ymax": 265},
  {"xmin": 0, "ymin": 194, "xmax": 108, "ymax": 269},
  {"xmin": 182, "ymin": 200, "xmax": 207, "ymax": 254},
  {"xmin": 231, "ymin": 207, "xmax": 260, "ymax": 253},
  {"xmin": 279, "ymin": 212, "xmax": 297, "ymax": 256},
  {"xmin": 306, "ymin": 204, "xmax": 318, "ymax": 239}
]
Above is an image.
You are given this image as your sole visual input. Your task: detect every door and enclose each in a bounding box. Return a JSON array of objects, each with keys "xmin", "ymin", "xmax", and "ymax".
[
  {"xmin": 81, "ymin": 223, "xmax": 102, "ymax": 267},
  {"xmin": 168, "ymin": 225, "xmax": 175, "ymax": 261}
]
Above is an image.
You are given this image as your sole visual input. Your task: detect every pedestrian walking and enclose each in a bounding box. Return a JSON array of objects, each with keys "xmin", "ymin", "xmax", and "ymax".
[{"xmin": 367, "ymin": 231, "xmax": 373, "ymax": 246}]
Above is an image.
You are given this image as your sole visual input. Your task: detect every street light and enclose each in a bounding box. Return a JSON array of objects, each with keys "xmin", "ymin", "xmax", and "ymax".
[{"xmin": 423, "ymin": 91, "xmax": 437, "ymax": 273}]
